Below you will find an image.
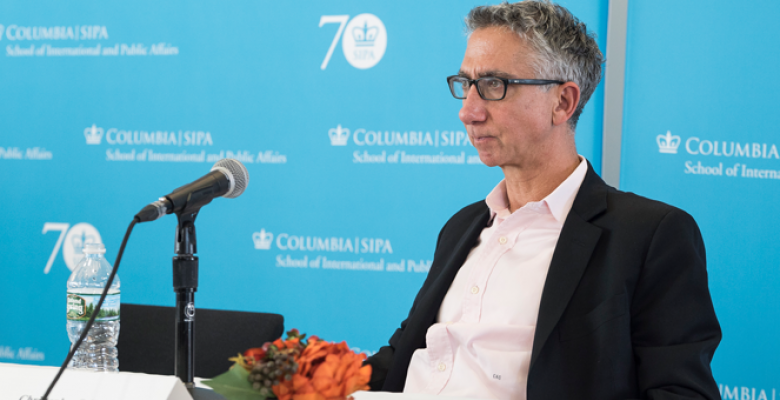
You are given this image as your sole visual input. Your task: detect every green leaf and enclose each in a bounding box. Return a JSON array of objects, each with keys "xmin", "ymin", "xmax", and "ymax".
[{"xmin": 201, "ymin": 364, "xmax": 269, "ymax": 400}]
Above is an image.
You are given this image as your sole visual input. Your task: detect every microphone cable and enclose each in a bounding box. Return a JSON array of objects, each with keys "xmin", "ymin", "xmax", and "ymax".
[{"xmin": 42, "ymin": 218, "xmax": 138, "ymax": 400}]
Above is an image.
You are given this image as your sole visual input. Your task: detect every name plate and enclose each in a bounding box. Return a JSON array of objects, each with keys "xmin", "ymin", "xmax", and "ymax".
[
  {"xmin": 353, "ymin": 391, "xmax": 490, "ymax": 400},
  {"xmin": 0, "ymin": 362, "xmax": 192, "ymax": 400}
]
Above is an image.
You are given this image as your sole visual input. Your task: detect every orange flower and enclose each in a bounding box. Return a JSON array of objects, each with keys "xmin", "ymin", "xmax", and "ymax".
[
  {"xmin": 243, "ymin": 347, "xmax": 267, "ymax": 369},
  {"xmin": 272, "ymin": 338, "xmax": 371, "ymax": 400},
  {"xmin": 273, "ymin": 336, "xmax": 301, "ymax": 351}
]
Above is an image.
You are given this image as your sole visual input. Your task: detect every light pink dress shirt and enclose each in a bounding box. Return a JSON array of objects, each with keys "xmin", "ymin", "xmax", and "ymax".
[{"xmin": 404, "ymin": 158, "xmax": 588, "ymax": 400}]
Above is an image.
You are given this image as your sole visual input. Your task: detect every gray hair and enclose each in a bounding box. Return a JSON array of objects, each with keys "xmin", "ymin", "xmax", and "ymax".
[{"xmin": 465, "ymin": 0, "xmax": 604, "ymax": 130}]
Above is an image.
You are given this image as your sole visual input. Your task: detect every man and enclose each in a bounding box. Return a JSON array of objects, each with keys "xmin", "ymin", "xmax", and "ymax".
[{"xmin": 365, "ymin": 1, "xmax": 721, "ymax": 399}]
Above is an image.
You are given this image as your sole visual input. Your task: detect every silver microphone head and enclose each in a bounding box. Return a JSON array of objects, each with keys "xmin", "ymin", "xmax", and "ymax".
[{"xmin": 210, "ymin": 158, "xmax": 249, "ymax": 199}]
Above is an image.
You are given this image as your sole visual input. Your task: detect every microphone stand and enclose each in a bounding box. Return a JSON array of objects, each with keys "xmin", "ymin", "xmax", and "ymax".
[{"xmin": 173, "ymin": 210, "xmax": 198, "ymax": 392}]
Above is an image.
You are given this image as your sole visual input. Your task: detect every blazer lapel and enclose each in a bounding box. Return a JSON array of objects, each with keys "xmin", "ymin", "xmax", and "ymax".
[{"xmin": 530, "ymin": 164, "xmax": 610, "ymax": 368}]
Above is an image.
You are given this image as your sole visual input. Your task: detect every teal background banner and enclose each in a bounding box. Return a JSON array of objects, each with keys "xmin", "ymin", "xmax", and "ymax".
[
  {"xmin": 620, "ymin": 0, "xmax": 780, "ymax": 396},
  {"xmin": 9, "ymin": 0, "xmax": 777, "ymax": 398},
  {"xmin": 0, "ymin": 0, "xmax": 606, "ymax": 366}
]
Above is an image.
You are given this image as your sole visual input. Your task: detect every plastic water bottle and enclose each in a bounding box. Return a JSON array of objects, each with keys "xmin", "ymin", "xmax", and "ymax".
[{"xmin": 66, "ymin": 242, "xmax": 120, "ymax": 371}]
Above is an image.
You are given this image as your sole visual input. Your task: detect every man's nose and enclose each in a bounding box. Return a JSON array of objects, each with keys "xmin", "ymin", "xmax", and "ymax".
[{"xmin": 459, "ymin": 84, "xmax": 488, "ymax": 125}]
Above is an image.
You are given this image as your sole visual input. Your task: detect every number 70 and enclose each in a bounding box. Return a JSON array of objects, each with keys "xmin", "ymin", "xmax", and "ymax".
[{"xmin": 319, "ymin": 15, "xmax": 349, "ymax": 70}]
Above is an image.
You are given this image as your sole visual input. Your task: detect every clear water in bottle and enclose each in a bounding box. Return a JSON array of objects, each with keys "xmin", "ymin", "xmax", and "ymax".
[{"xmin": 66, "ymin": 242, "xmax": 120, "ymax": 372}]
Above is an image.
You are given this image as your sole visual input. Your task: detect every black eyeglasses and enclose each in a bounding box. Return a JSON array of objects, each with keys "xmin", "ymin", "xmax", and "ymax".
[{"xmin": 447, "ymin": 75, "xmax": 566, "ymax": 101}]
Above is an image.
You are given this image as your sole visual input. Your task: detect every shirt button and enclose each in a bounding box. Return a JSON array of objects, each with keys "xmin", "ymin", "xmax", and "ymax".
[
  {"xmin": 437, "ymin": 363, "xmax": 446, "ymax": 371},
  {"xmin": 471, "ymin": 286, "xmax": 479, "ymax": 294},
  {"xmin": 498, "ymin": 236, "xmax": 507, "ymax": 245}
]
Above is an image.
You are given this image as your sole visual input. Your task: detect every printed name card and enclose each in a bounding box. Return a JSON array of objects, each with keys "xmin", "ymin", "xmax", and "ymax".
[
  {"xmin": 353, "ymin": 391, "xmax": 489, "ymax": 400},
  {"xmin": 0, "ymin": 362, "xmax": 192, "ymax": 400}
]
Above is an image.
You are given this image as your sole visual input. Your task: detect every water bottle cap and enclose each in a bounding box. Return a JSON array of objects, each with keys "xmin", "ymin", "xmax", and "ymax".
[{"xmin": 83, "ymin": 242, "xmax": 106, "ymax": 255}]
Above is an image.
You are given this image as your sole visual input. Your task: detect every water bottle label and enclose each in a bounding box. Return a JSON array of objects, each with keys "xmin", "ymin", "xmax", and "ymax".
[{"xmin": 66, "ymin": 292, "xmax": 120, "ymax": 321}]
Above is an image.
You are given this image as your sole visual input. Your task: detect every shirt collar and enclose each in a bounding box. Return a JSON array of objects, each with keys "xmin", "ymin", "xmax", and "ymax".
[{"xmin": 485, "ymin": 156, "xmax": 588, "ymax": 223}]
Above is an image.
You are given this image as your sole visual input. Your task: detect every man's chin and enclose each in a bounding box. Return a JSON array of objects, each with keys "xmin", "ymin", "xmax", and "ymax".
[{"xmin": 476, "ymin": 154, "xmax": 499, "ymax": 168}]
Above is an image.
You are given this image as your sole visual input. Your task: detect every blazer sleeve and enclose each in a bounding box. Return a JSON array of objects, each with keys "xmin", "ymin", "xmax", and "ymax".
[{"xmin": 630, "ymin": 208, "xmax": 722, "ymax": 400}]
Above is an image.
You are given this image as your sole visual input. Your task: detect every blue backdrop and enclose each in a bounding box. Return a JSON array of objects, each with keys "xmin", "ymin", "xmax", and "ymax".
[
  {"xmin": 621, "ymin": 0, "xmax": 780, "ymax": 397},
  {"xmin": 31, "ymin": 0, "xmax": 776, "ymax": 389}
]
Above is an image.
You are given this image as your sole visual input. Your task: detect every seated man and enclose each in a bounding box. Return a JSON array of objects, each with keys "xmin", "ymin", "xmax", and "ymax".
[{"xmin": 365, "ymin": 1, "xmax": 721, "ymax": 399}]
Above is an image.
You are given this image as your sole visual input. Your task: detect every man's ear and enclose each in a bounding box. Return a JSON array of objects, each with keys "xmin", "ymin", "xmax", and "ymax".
[{"xmin": 552, "ymin": 82, "xmax": 581, "ymax": 126}]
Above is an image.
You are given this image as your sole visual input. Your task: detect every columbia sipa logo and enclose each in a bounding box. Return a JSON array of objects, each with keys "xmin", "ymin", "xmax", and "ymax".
[
  {"xmin": 329, "ymin": 125, "xmax": 350, "ymax": 146},
  {"xmin": 253, "ymin": 229, "xmax": 394, "ymax": 254},
  {"xmin": 81, "ymin": 125, "xmax": 213, "ymax": 146},
  {"xmin": 84, "ymin": 124, "xmax": 104, "ymax": 145},
  {"xmin": 253, "ymin": 229, "xmax": 274, "ymax": 250},
  {"xmin": 657, "ymin": 131, "xmax": 681, "ymax": 154},
  {"xmin": 656, "ymin": 131, "xmax": 780, "ymax": 160}
]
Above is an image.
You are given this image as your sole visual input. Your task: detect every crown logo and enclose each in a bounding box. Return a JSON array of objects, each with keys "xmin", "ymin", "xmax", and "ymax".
[
  {"xmin": 328, "ymin": 125, "xmax": 350, "ymax": 146},
  {"xmin": 253, "ymin": 229, "xmax": 274, "ymax": 250},
  {"xmin": 84, "ymin": 124, "xmax": 104, "ymax": 145},
  {"xmin": 656, "ymin": 131, "xmax": 681, "ymax": 154},
  {"xmin": 352, "ymin": 21, "xmax": 379, "ymax": 47}
]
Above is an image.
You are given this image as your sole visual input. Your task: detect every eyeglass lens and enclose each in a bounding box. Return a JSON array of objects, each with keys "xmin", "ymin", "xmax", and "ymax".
[{"xmin": 451, "ymin": 77, "xmax": 505, "ymax": 100}]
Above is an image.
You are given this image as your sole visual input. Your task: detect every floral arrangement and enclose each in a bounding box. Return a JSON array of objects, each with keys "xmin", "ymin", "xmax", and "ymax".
[{"xmin": 203, "ymin": 329, "xmax": 372, "ymax": 400}]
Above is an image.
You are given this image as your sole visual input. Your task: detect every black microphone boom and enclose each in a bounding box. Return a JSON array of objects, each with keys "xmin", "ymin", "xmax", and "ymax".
[{"xmin": 135, "ymin": 158, "xmax": 249, "ymax": 222}]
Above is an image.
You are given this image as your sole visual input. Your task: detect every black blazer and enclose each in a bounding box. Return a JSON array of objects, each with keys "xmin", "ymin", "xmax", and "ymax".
[{"xmin": 366, "ymin": 163, "xmax": 721, "ymax": 399}]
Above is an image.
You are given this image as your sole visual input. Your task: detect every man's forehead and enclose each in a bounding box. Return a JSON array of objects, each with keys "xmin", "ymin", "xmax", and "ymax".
[
  {"xmin": 458, "ymin": 55, "xmax": 535, "ymax": 79},
  {"xmin": 460, "ymin": 27, "xmax": 535, "ymax": 78}
]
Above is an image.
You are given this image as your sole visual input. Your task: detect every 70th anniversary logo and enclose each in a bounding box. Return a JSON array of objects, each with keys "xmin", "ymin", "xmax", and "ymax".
[{"xmin": 319, "ymin": 14, "xmax": 387, "ymax": 70}]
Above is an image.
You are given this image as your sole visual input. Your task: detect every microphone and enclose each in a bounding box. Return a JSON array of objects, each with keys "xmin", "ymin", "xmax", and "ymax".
[{"xmin": 135, "ymin": 158, "xmax": 249, "ymax": 223}]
